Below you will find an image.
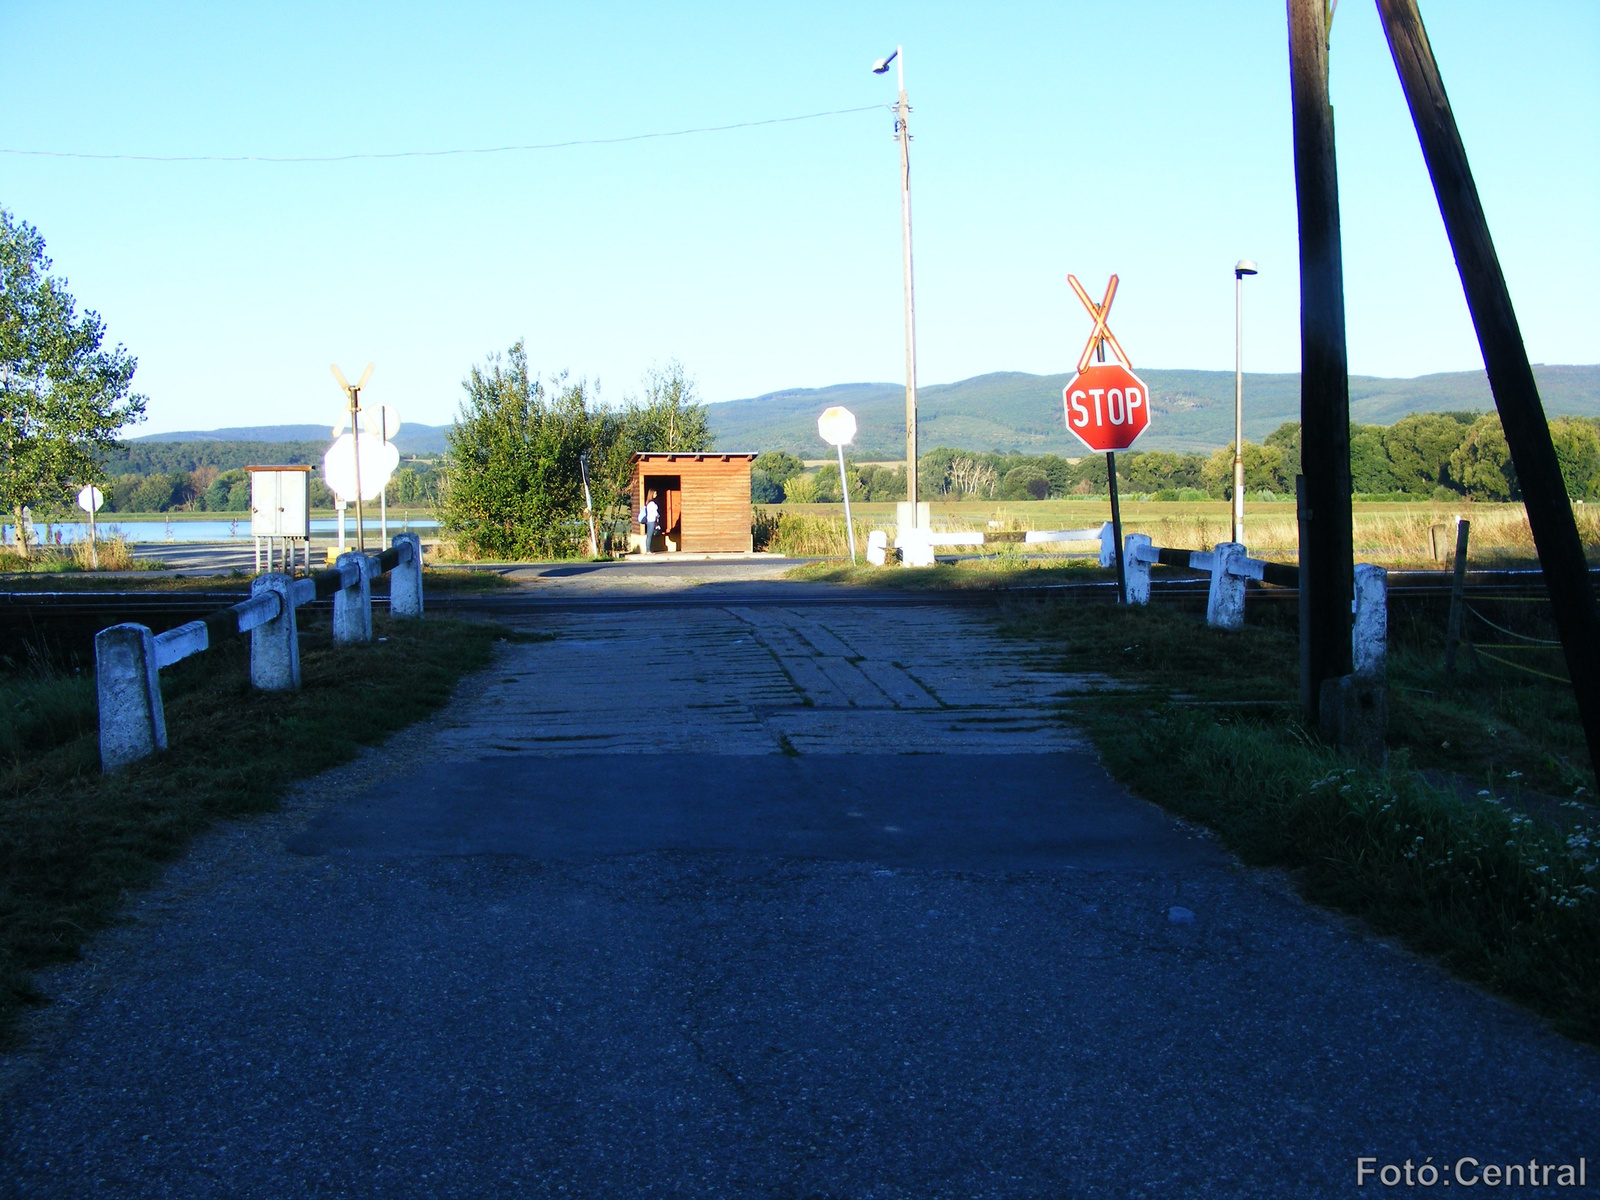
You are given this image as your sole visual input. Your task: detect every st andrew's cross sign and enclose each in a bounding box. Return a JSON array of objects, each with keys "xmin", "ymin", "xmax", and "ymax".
[{"xmin": 1061, "ymin": 274, "xmax": 1150, "ymax": 454}]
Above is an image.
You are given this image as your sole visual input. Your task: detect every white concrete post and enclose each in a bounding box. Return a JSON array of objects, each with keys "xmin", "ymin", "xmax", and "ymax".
[
  {"xmin": 96, "ymin": 623, "xmax": 167, "ymax": 771},
  {"xmin": 1352, "ymin": 563, "xmax": 1388, "ymax": 677},
  {"xmin": 333, "ymin": 551, "xmax": 373, "ymax": 644},
  {"xmin": 865, "ymin": 529, "xmax": 888, "ymax": 566},
  {"xmin": 1098, "ymin": 521, "xmax": 1116, "ymax": 568},
  {"xmin": 1124, "ymin": 533, "xmax": 1154, "ymax": 606},
  {"xmin": 390, "ymin": 533, "xmax": 424, "ymax": 618},
  {"xmin": 249, "ymin": 573, "xmax": 300, "ymax": 690},
  {"xmin": 1206, "ymin": 542, "xmax": 1248, "ymax": 631}
]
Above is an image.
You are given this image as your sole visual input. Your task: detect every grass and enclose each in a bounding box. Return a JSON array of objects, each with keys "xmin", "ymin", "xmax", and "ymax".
[
  {"xmin": 0, "ymin": 537, "xmax": 161, "ymax": 575},
  {"xmin": 0, "ymin": 610, "xmax": 507, "ymax": 1044},
  {"xmin": 761, "ymin": 500, "xmax": 1599, "ymax": 570},
  {"xmin": 994, "ymin": 597, "xmax": 1600, "ymax": 1041}
]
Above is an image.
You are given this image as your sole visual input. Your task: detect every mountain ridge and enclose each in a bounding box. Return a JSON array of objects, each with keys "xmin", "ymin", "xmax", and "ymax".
[{"xmin": 125, "ymin": 365, "xmax": 1600, "ymax": 459}]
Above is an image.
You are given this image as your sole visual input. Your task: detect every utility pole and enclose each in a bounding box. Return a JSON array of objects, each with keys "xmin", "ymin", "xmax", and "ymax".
[
  {"xmin": 1377, "ymin": 0, "xmax": 1600, "ymax": 778},
  {"xmin": 874, "ymin": 46, "xmax": 919, "ymax": 520},
  {"xmin": 1232, "ymin": 260, "xmax": 1258, "ymax": 545},
  {"xmin": 1288, "ymin": 0, "xmax": 1354, "ymax": 725}
]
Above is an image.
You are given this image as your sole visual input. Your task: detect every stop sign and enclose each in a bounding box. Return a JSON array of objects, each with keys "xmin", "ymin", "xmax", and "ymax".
[{"xmin": 1062, "ymin": 363, "xmax": 1151, "ymax": 452}]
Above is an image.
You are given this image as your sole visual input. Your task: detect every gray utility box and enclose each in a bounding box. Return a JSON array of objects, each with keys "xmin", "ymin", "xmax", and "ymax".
[{"xmin": 247, "ymin": 466, "xmax": 311, "ymax": 538}]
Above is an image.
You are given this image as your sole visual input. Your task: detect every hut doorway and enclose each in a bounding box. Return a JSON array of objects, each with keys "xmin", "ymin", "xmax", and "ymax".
[{"xmin": 643, "ymin": 474, "xmax": 682, "ymax": 550}]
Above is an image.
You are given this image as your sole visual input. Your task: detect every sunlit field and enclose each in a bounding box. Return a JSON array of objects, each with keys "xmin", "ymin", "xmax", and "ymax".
[{"xmin": 760, "ymin": 500, "xmax": 1598, "ymax": 568}]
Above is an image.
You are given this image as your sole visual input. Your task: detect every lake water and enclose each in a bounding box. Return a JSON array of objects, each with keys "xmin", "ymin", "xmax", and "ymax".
[{"xmin": 3, "ymin": 517, "xmax": 440, "ymax": 545}]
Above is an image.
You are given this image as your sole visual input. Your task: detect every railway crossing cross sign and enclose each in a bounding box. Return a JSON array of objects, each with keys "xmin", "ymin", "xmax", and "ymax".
[{"xmin": 1062, "ymin": 274, "xmax": 1151, "ymax": 453}]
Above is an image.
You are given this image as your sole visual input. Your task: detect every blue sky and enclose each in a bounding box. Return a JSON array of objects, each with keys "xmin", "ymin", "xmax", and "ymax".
[{"xmin": 2, "ymin": 1, "xmax": 1596, "ymax": 435}]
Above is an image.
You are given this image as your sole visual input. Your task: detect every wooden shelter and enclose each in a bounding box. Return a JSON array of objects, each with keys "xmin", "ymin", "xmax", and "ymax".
[{"xmin": 630, "ymin": 453, "xmax": 757, "ymax": 554}]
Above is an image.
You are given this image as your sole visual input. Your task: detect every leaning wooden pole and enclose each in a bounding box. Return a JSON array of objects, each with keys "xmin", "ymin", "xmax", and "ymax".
[
  {"xmin": 1376, "ymin": 0, "xmax": 1600, "ymax": 778},
  {"xmin": 1288, "ymin": 0, "xmax": 1354, "ymax": 724}
]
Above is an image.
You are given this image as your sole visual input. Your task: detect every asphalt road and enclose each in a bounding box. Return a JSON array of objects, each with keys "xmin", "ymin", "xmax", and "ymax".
[{"xmin": 2, "ymin": 602, "xmax": 1596, "ymax": 1198}]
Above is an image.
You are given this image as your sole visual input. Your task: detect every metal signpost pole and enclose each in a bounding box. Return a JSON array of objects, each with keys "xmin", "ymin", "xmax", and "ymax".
[
  {"xmin": 349, "ymin": 385, "xmax": 365, "ymax": 554},
  {"xmin": 579, "ymin": 451, "xmax": 599, "ymax": 557},
  {"xmin": 837, "ymin": 443, "xmax": 857, "ymax": 565},
  {"xmin": 1232, "ymin": 260, "xmax": 1257, "ymax": 545},
  {"xmin": 379, "ymin": 408, "xmax": 388, "ymax": 545}
]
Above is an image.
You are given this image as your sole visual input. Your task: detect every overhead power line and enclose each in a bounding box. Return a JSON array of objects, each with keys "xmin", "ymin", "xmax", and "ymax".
[{"xmin": 0, "ymin": 104, "xmax": 886, "ymax": 164}]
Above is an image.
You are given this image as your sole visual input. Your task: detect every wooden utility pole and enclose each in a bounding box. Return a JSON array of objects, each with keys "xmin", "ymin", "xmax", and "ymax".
[
  {"xmin": 1288, "ymin": 0, "xmax": 1354, "ymax": 723},
  {"xmin": 1377, "ymin": 0, "xmax": 1600, "ymax": 776}
]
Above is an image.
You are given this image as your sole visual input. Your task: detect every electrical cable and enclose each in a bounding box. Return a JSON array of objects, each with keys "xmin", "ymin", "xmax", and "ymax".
[{"xmin": 0, "ymin": 104, "xmax": 886, "ymax": 164}]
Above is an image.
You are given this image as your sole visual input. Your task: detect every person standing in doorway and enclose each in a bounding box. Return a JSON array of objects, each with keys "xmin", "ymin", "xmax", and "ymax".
[{"xmin": 638, "ymin": 491, "xmax": 660, "ymax": 555}]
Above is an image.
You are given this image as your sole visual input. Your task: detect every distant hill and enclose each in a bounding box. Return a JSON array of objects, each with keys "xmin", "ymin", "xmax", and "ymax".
[
  {"xmin": 131, "ymin": 423, "xmax": 452, "ymax": 455},
  {"xmin": 119, "ymin": 365, "xmax": 1600, "ymax": 465},
  {"xmin": 706, "ymin": 365, "xmax": 1600, "ymax": 457}
]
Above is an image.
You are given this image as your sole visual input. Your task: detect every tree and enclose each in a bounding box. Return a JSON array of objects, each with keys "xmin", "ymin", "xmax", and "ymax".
[
  {"xmin": 1549, "ymin": 416, "xmax": 1600, "ymax": 501},
  {"xmin": 1450, "ymin": 413, "xmax": 1518, "ymax": 501},
  {"xmin": 440, "ymin": 342, "xmax": 606, "ymax": 558},
  {"xmin": 629, "ymin": 361, "xmax": 711, "ymax": 453},
  {"xmin": 1383, "ymin": 412, "xmax": 1471, "ymax": 494},
  {"xmin": 1201, "ymin": 442, "xmax": 1288, "ymax": 497},
  {"xmin": 1000, "ymin": 463, "xmax": 1050, "ymax": 500},
  {"xmin": 1349, "ymin": 424, "xmax": 1396, "ymax": 494},
  {"xmin": 1264, "ymin": 422, "xmax": 1302, "ymax": 480},
  {"xmin": 1, "ymin": 208, "xmax": 145, "ymax": 556}
]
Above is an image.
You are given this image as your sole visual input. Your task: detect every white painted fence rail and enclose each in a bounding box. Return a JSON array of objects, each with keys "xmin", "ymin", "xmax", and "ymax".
[
  {"xmin": 1120, "ymin": 532, "xmax": 1385, "ymax": 674},
  {"xmin": 95, "ymin": 533, "xmax": 424, "ymax": 773}
]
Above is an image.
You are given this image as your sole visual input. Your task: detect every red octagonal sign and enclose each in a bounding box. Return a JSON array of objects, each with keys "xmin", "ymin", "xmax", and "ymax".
[{"xmin": 1063, "ymin": 363, "xmax": 1151, "ymax": 453}]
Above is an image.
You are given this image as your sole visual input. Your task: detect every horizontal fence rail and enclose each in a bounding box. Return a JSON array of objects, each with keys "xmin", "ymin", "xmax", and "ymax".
[
  {"xmin": 1124, "ymin": 533, "xmax": 1386, "ymax": 678},
  {"xmin": 95, "ymin": 534, "xmax": 424, "ymax": 773}
]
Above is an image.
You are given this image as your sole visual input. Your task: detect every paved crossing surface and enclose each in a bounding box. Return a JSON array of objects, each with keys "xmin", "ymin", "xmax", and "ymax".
[{"xmin": 3, "ymin": 601, "xmax": 1597, "ymax": 1198}]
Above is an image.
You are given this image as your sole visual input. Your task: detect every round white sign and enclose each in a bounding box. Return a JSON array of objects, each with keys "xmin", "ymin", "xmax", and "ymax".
[
  {"xmin": 323, "ymin": 434, "xmax": 400, "ymax": 501},
  {"xmin": 817, "ymin": 405, "xmax": 857, "ymax": 448},
  {"xmin": 361, "ymin": 404, "xmax": 401, "ymax": 441},
  {"xmin": 77, "ymin": 484, "xmax": 104, "ymax": 513}
]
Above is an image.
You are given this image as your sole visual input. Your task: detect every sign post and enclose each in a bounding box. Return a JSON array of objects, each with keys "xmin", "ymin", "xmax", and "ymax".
[
  {"xmin": 817, "ymin": 406, "xmax": 859, "ymax": 564},
  {"xmin": 330, "ymin": 364, "xmax": 375, "ymax": 551},
  {"xmin": 76, "ymin": 484, "xmax": 104, "ymax": 570},
  {"xmin": 1062, "ymin": 275, "xmax": 1151, "ymax": 603}
]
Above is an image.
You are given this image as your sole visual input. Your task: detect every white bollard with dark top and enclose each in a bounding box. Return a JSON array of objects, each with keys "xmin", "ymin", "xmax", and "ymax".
[
  {"xmin": 1352, "ymin": 563, "xmax": 1388, "ymax": 677},
  {"xmin": 96, "ymin": 623, "xmax": 167, "ymax": 771},
  {"xmin": 249, "ymin": 573, "xmax": 300, "ymax": 690},
  {"xmin": 390, "ymin": 533, "xmax": 424, "ymax": 618},
  {"xmin": 333, "ymin": 551, "xmax": 374, "ymax": 644},
  {"xmin": 1206, "ymin": 542, "xmax": 1248, "ymax": 631}
]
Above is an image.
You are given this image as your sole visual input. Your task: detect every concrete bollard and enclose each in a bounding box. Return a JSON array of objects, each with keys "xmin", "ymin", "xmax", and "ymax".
[
  {"xmin": 1098, "ymin": 521, "xmax": 1116, "ymax": 568},
  {"xmin": 96, "ymin": 623, "xmax": 167, "ymax": 771},
  {"xmin": 390, "ymin": 533, "xmax": 424, "ymax": 618},
  {"xmin": 1206, "ymin": 542, "xmax": 1248, "ymax": 631},
  {"xmin": 865, "ymin": 529, "xmax": 888, "ymax": 567},
  {"xmin": 1352, "ymin": 563, "xmax": 1388, "ymax": 677},
  {"xmin": 249, "ymin": 573, "xmax": 300, "ymax": 690},
  {"xmin": 333, "ymin": 551, "xmax": 374, "ymax": 645},
  {"xmin": 1124, "ymin": 533, "xmax": 1154, "ymax": 605}
]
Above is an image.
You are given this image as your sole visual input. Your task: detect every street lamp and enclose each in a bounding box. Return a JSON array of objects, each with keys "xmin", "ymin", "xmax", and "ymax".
[
  {"xmin": 872, "ymin": 46, "xmax": 920, "ymax": 526},
  {"xmin": 1232, "ymin": 259, "xmax": 1258, "ymax": 545}
]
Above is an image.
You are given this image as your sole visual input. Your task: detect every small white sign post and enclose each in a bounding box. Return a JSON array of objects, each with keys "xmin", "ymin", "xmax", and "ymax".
[
  {"xmin": 817, "ymin": 406, "xmax": 858, "ymax": 565},
  {"xmin": 77, "ymin": 484, "xmax": 104, "ymax": 569}
]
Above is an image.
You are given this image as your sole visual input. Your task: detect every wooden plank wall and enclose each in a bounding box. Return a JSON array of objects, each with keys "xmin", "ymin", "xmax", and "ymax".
[{"xmin": 633, "ymin": 455, "xmax": 755, "ymax": 553}]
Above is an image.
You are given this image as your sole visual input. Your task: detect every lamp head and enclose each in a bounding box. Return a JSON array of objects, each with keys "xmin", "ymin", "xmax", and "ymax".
[
  {"xmin": 1235, "ymin": 259, "xmax": 1258, "ymax": 278},
  {"xmin": 871, "ymin": 48, "xmax": 898, "ymax": 74}
]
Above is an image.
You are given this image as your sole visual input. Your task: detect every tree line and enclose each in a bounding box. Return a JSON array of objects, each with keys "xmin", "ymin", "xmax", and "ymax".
[{"xmin": 752, "ymin": 412, "xmax": 1600, "ymax": 505}]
